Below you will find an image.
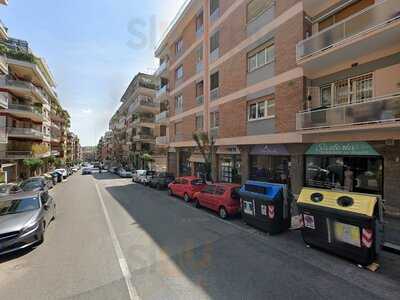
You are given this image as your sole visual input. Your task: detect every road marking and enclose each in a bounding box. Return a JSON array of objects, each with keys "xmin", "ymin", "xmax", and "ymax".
[{"xmin": 94, "ymin": 182, "xmax": 140, "ymax": 300}]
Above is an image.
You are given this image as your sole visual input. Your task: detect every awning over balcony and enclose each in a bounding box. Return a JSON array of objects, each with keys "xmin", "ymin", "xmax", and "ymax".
[{"xmin": 305, "ymin": 142, "xmax": 380, "ymax": 156}]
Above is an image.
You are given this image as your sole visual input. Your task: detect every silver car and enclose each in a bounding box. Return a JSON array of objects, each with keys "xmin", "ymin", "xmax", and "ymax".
[{"xmin": 0, "ymin": 191, "xmax": 56, "ymax": 255}]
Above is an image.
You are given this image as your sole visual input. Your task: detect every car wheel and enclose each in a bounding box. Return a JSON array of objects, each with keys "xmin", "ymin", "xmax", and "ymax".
[
  {"xmin": 183, "ymin": 193, "xmax": 190, "ymax": 202},
  {"xmin": 194, "ymin": 198, "xmax": 201, "ymax": 208},
  {"xmin": 156, "ymin": 183, "xmax": 161, "ymax": 190},
  {"xmin": 38, "ymin": 222, "xmax": 46, "ymax": 244},
  {"xmin": 219, "ymin": 207, "xmax": 228, "ymax": 219}
]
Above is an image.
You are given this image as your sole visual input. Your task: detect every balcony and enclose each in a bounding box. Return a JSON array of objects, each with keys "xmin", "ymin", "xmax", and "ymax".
[
  {"xmin": 1, "ymin": 78, "xmax": 48, "ymax": 103},
  {"xmin": 0, "ymin": 151, "xmax": 33, "ymax": 160},
  {"xmin": 156, "ymin": 85, "xmax": 168, "ymax": 100},
  {"xmin": 133, "ymin": 134, "xmax": 154, "ymax": 141},
  {"xmin": 155, "ymin": 111, "xmax": 169, "ymax": 124},
  {"xmin": 196, "ymin": 95, "xmax": 204, "ymax": 106},
  {"xmin": 154, "ymin": 60, "xmax": 168, "ymax": 78},
  {"xmin": 210, "ymin": 88, "xmax": 219, "ymax": 101},
  {"xmin": 6, "ymin": 103, "xmax": 43, "ymax": 122},
  {"xmin": 130, "ymin": 97, "xmax": 159, "ymax": 114},
  {"xmin": 0, "ymin": 55, "xmax": 7, "ymax": 74},
  {"xmin": 297, "ymin": 0, "xmax": 400, "ymax": 75},
  {"xmin": 156, "ymin": 136, "xmax": 169, "ymax": 146},
  {"xmin": 0, "ymin": 91, "xmax": 9, "ymax": 108},
  {"xmin": 0, "ymin": 19, "xmax": 7, "ymax": 40},
  {"xmin": 7, "ymin": 127, "xmax": 43, "ymax": 140},
  {"xmin": 51, "ymin": 150, "xmax": 60, "ymax": 157},
  {"xmin": 296, "ymin": 94, "xmax": 400, "ymax": 131}
]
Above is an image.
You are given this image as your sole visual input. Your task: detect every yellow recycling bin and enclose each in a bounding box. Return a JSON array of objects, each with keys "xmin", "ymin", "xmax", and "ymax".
[{"xmin": 297, "ymin": 188, "xmax": 380, "ymax": 266}]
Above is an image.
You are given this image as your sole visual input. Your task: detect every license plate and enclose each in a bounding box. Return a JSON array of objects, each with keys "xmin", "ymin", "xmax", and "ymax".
[{"xmin": 303, "ymin": 214, "xmax": 315, "ymax": 229}]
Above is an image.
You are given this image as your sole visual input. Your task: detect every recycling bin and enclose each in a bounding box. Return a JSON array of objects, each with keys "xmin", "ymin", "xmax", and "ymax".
[
  {"xmin": 238, "ymin": 181, "xmax": 291, "ymax": 234},
  {"xmin": 297, "ymin": 188, "xmax": 380, "ymax": 266}
]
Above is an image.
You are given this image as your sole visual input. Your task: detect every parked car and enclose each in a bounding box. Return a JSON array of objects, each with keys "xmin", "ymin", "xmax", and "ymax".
[
  {"xmin": 20, "ymin": 177, "xmax": 51, "ymax": 193},
  {"xmin": 117, "ymin": 168, "xmax": 133, "ymax": 178},
  {"xmin": 0, "ymin": 184, "xmax": 22, "ymax": 197},
  {"xmin": 72, "ymin": 166, "xmax": 79, "ymax": 172},
  {"xmin": 81, "ymin": 167, "xmax": 92, "ymax": 175},
  {"xmin": 149, "ymin": 172, "xmax": 175, "ymax": 190},
  {"xmin": 132, "ymin": 170, "xmax": 146, "ymax": 183},
  {"xmin": 168, "ymin": 176, "xmax": 206, "ymax": 202},
  {"xmin": 193, "ymin": 183, "xmax": 241, "ymax": 219},
  {"xmin": 55, "ymin": 169, "xmax": 68, "ymax": 179},
  {"xmin": 139, "ymin": 170, "xmax": 156, "ymax": 185},
  {"xmin": 0, "ymin": 191, "xmax": 56, "ymax": 255},
  {"xmin": 51, "ymin": 171, "xmax": 63, "ymax": 183}
]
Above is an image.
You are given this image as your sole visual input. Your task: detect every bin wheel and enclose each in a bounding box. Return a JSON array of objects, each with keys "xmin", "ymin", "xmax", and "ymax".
[
  {"xmin": 183, "ymin": 193, "xmax": 190, "ymax": 202},
  {"xmin": 168, "ymin": 189, "xmax": 173, "ymax": 196},
  {"xmin": 219, "ymin": 207, "xmax": 228, "ymax": 219}
]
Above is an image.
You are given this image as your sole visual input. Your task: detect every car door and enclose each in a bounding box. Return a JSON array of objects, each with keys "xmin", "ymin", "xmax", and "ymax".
[
  {"xmin": 171, "ymin": 178, "xmax": 181, "ymax": 195},
  {"xmin": 200, "ymin": 185, "xmax": 217, "ymax": 209},
  {"xmin": 212, "ymin": 186, "xmax": 226, "ymax": 211},
  {"xmin": 178, "ymin": 179, "xmax": 188, "ymax": 197},
  {"xmin": 40, "ymin": 192, "xmax": 51, "ymax": 224}
]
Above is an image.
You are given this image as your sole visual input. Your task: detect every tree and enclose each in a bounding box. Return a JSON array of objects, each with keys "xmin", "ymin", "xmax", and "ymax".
[
  {"xmin": 23, "ymin": 159, "xmax": 44, "ymax": 176},
  {"xmin": 193, "ymin": 131, "xmax": 215, "ymax": 182},
  {"xmin": 54, "ymin": 158, "xmax": 64, "ymax": 168}
]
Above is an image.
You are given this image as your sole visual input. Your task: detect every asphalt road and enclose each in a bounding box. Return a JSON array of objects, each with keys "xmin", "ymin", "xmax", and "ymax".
[{"xmin": 0, "ymin": 171, "xmax": 400, "ymax": 300}]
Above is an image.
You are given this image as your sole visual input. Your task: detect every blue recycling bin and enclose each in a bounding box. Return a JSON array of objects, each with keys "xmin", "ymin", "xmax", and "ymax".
[{"xmin": 239, "ymin": 181, "xmax": 291, "ymax": 234}]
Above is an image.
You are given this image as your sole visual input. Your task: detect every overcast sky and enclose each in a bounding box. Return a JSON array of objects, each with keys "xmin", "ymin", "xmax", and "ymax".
[{"xmin": 1, "ymin": 0, "xmax": 186, "ymax": 146}]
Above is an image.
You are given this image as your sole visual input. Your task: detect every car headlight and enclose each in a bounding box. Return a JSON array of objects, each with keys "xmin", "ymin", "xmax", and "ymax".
[{"xmin": 21, "ymin": 222, "xmax": 40, "ymax": 235}]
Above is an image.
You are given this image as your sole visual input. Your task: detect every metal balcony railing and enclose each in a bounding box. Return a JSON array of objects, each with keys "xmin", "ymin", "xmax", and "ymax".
[
  {"xmin": 154, "ymin": 60, "xmax": 168, "ymax": 77},
  {"xmin": 156, "ymin": 136, "xmax": 169, "ymax": 145},
  {"xmin": 8, "ymin": 103, "xmax": 43, "ymax": 116},
  {"xmin": 155, "ymin": 111, "xmax": 169, "ymax": 123},
  {"xmin": 0, "ymin": 151, "xmax": 33, "ymax": 159},
  {"xmin": 297, "ymin": 0, "xmax": 400, "ymax": 60},
  {"xmin": 2, "ymin": 78, "xmax": 48, "ymax": 102},
  {"xmin": 210, "ymin": 88, "xmax": 219, "ymax": 101},
  {"xmin": 196, "ymin": 95, "xmax": 204, "ymax": 106},
  {"xmin": 156, "ymin": 85, "xmax": 168, "ymax": 98},
  {"xmin": 296, "ymin": 94, "xmax": 400, "ymax": 130},
  {"xmin": 7, "ymin": 127, "xmax": 43, "ymax": 138}
]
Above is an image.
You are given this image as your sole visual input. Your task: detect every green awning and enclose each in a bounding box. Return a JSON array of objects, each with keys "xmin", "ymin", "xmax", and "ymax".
[{"xmin": 306, "ymin": 142, "xmax": 380, "ymax": 156}]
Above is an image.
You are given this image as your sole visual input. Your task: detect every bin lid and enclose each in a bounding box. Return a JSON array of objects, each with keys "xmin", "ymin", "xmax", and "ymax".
[
  {"xmin": 241, "ymin": 181, "xmax": 284, "ymax": 201},
  {"xmin": 297, "ymin": 188, "xmax": 377, "ymax": 217}
]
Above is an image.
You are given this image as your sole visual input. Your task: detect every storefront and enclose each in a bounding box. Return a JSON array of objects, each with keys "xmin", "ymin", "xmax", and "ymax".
[
  {"xmin": 217, "ymin": 146, "xmax": 241, "ymax": 184},
  {"xmin": 189, "ymin": 153, "xmax": 206, "ymax": 178},
  {"xmin": 304, "ymin": 142, "xmax": 383, "ymax": 195},
  {"xmin": 178, "ymin": 150, "xmax": 191, "ymax": 176},
  {"xmin": 249, "ymin": 144, "xmax": 290, "ymax": 185}
]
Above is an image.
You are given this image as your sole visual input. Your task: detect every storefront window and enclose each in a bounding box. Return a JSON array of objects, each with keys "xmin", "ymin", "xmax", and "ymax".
[
  {"xmin": 305, "ymin": 156, "xmax": 383, "ymax": 195},
  {"xmin": 219, "ymin": 155, "xmax": 241, "ymax": 183},
  {"xmin": 179, "ymin": 151, "xmax": 191, "ymax": 176},
  {"xmin": 250, "ymin": 155, "xmax": 290, "ymax": 184}
]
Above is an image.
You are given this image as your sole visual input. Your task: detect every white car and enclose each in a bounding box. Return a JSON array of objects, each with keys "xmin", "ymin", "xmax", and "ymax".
[
  {"xmin": 118, "ymin": 169, "xmax": 133, "ymax": 178},
  {"xmin": 55, "ymin": 168, "xmax": 68, "ymax": 179},
  {"xmin": 136, "ymin": 170, "xmax": 156, "ymax": 185},
  {"xmin": 132, "ymin": 170, "xmax": 146, "ymax": 183}
]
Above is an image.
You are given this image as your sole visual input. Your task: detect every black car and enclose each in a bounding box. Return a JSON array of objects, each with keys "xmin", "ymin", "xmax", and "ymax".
[
  {"xmin": 20, "ymin": 177, "xmax": 50, "ymax": 193},
  {"xmin": 149, "ymin": 172, "xmax": 175, "ymax": 189}
]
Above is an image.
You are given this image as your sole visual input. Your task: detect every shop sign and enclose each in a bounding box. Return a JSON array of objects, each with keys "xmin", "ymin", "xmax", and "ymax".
[
  {"xmin": 250, "ymin": 144, "xmax": 289, "ymax": 156},
  {"xmin": 306, "ymin": 142, "xmax": 379, "ymax": 156}
]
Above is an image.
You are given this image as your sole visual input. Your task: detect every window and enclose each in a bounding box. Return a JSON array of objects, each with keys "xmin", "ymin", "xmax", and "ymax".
[
  {"xmin": 320, "ymin": 85, "xmax": 332, "ymax": 107},
  {"xmin": 175, "ymin": 38, "xmax": 183, "ymax": 55},
  {"xmin": 175, "ymin": 94, "xmax": 183, "ymax": 112},
  {"xmin": 202, "ymin": 185, "xmax": 217, "ymax": 194},
  {"xmin": 248, "ymin": 43, "xmax": 274, "ymax": 72},
  {"xmin": 250, "ymin": 155, "xmax": 290, "ymax": 184},
  {"xmin": 210, "ymin": 72, "xmax": 219, "ymax": 91},
  {"xmin": 248, "ymin": 98, "xmax": 275, "ymax": 120},
  {"xmin": 196, "ymin": 81, "xmax": 204, "ymax": 97},
  {"xmin": 210, "ymin": 111, "xmax": 220, "ymax": 128},
  {"xmin": 215, "ymin": 187, "xmax": 225, "ymax": 196},
  {"xmin": 210, "ymin": 31, "xmax": 219, "ymax": 53},
  {"xmin": 196, "ymin": 11, "xmax": 204, "ymax": 33},
  {"xmin": 195, "ymin": 46, "xmax": 203, "ymax": 63},
  {"xmin": 195, "ymin": 114, "xmax": 204, "ymax": 130},
  {"xmin": 175, "ymin": 65, "xmax": 184, "ymax": 81},
  {"xmin": 247, "ymin": 0, "xmax": 274, "ymax": 23},
  {"xmin": 210, "ymin": 0, "xmax": 219, "ymax": 15}
]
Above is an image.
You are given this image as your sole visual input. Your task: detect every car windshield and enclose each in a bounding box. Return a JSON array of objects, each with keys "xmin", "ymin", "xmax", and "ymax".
[
  {"xmin": 0, "ymin": 197, "xmax": 40, "ymax": 215},
  {"xmin": 191, "ymin": 179, "xmax": 205, "ymax": 185},
  {"xmin": 20, "ymin": 180, "xmax": 43, "ymax": 191}
]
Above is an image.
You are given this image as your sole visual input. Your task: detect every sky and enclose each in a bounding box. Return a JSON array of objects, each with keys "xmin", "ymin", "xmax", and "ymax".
[{"xmin": 1, "ymin": 0, "xmax": 186, "ymax": 146}]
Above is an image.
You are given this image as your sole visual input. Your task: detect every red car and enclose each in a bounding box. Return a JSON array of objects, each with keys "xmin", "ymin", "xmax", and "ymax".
[
  {"xmin": 193, "ymin": 183, "xmax": 241, "ymax": 219},
  {"xmin": 168, "ymin": 176, "xmax": 206, "ymax": 202}
]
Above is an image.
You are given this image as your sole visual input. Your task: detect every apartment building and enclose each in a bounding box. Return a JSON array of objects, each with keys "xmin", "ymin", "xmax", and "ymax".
[
  {"xmin": 108, "ymin": 72, "xmax": 167, "ymax": 170},
  {"xmin": 155, "ymin": 0, "xmax": 400, "ymax": 245},
  {"xmin": 66, "ymin": 131, "xmax": 81, "ymax": 162}
]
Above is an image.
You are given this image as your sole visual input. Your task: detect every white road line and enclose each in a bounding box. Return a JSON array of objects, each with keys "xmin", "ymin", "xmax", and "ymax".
[{"xmin": 94, "ymin": 182, "xmax": 140, "ymax": 300}]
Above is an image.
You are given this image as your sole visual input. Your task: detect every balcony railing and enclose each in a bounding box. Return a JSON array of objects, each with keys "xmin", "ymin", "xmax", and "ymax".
[
  {"xmin": 196, "ymin": 95, "xmax": 204, "ymax": 106},
  {"xmin": 155, "ymin": 111, "xmax": 168, "ymax": 123},
  {"xmin": 296, "ymin": 94, "xmax": 400, "ymax": 130},
  {"xmin": 210, "ymin": 88, "xmax": 219, "ymax": 101},
  {"xmin": 7, "ymin": 127, "xmax": 43, "ymax": 138},
  {"xmin": 297, "ymin": 0, "xmax": 400, "ymax": 60},
  {"xmin": 0, "ymin": 151, "xmax": 33, "ymax": 159},
  {"xmin": 156, "ymin": 85, "xmax": 168, "ymax": 98},
  {"xmin": 156, "ymin": 136, "xmax": 169, "ymax": 145},
  {"xmin": 8, "ymin": 103, "xmax": 43, "ymax": 116},
  {"xmin": 2, "ymin": 78, "xmax": 48, "ymax": 102},
  {"xmin": 133, "ymin": 134, "xmax": 154, "ymax": 141},
  {"xmin": 196, "ymin": 61, "xmax": 204, "ymax": 74},
  {"xmin": 0, "ymin": 91, "xmax": 9, "ymax": 108},
  {"xmin": 154, "ymin": 60, "xmax": 168, "ymax": 77}
]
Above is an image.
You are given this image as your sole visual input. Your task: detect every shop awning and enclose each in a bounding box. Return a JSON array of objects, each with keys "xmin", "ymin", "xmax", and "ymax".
[
  {"xmin": 250, "ymin": 144, "xmax": 289, "ymax": 156},
  {"xmin": 189, "ymin": 154, "xmax": 206, "ymax": 163},
  {"xmin": 306, "ymin": 142, "xmax": 380, "ymax": 156}
]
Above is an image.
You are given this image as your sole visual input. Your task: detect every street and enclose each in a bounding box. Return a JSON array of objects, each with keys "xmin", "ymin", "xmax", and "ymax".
[{"xmin": 1, "ymin": 172, "xmax": 400, "ymax": 300}]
